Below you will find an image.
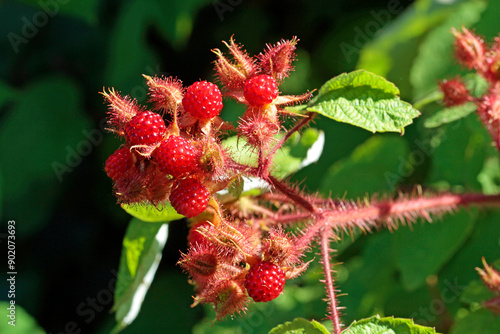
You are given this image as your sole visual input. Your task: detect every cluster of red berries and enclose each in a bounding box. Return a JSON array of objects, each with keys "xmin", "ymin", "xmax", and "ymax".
[
  {"xmin": 104, "ymin": 79, "xmax": 225, "ymax": 218},
  {"xmin": 103, "ymin": 36, "xmax": 311, "ymax": 319},
  {"xmin": 181, "ymin": 218, "xmax": 304, "ymax": 318}
]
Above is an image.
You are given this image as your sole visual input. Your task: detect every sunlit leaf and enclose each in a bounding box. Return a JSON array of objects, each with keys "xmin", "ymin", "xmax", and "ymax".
[
  {"xmin": 344, "ymin": 315, "xmax": 437, "ymax": 334},
  {"xmin": 0, "ymin": 302, "xmax": 45, "ymax": 333},
  {"xmin": 222, "ymin": 128, "xmax": 324, "ymax": 179},
  {"xmin": 308, "ymin": 70, "xmax": 420, "ymax": 133},
  {"xmin": 423, "ymin": 103, "xmax": 476, "ymax": 128},
  {"xmin": 121, "ymin": 202, "xmax": 184, "ymax": 222},
  {"xmin": 112, "ymin": 218, "xmax": 169, "ymax": 333},
  {"xmin": 269, "ymin": 318, "xmax": 330, "ymax": 334}
]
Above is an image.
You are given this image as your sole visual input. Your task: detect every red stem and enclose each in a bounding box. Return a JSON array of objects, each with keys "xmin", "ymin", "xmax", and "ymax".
[
  {"xmin": 320, "ymin": 226, "xmax": 343, "ymax": 334},
  {"xmin": 268, "ymin": 175, "xmax": 317, "ymax": 213},
  {"xmin": 325, "ymin": 192, "xmax": 500, "ymax": 230},
  {"xmin": 267, "ymin": 112, "xmax": 315, "ymax": 160},
  {"xmin": 277, "ymin": 192, "xmax": 500, "ymax": 250}
]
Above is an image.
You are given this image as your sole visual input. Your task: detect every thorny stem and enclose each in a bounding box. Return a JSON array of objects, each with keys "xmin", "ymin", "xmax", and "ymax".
[
  {"xmin": 320, "ymin": 226, "xmax": 343, "ymax": 334},
  {"xmin": 267, "ymin": 112, "xmax": 315, "ymax": 160},
  {"xmin": 268, "ymin": 175, "xmax": 317, "ymax": 213},
  {"xmin": 324, "ymin": 192, "xmax": 500, "ymax": 231},
  {"xmin": 260, "ymin": 112, "xmax": 315, "ymax": 175},
  {"xmin": 268, "ymin": 191, "xmax": 500, "ymax": 257},
  {"xmin": 268, "ymin": 192, "xmax": 500, "ymax": 229}
]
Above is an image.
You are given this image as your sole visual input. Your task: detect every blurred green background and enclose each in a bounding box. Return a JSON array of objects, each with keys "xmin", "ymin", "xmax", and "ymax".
[{"xmin": 1, "ymin": 0, "xmax": 500, "ymax": 333}]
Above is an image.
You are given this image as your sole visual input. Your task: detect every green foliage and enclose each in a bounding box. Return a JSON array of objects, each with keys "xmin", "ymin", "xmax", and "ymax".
[
  {"xmin": 410, "ymin": 0, "xmax": 486, "ymax": 99},
  {"xmin": 0, "ymin": 302, "xmax": 46, "ymax": 334},
  {"xmin": 426, "ymin": 116, "xmax": 492, "ymax": 190},
  {"xmin": 320, "ymin": 135, "xmax": 410, "ymax": 198},
  {"xmin": 393, "ymin": 210, "xmax": 476, "ymax": 290},
  {"xmin": 121, "ymin": 202, "xmax": 184, "ymax": 222},
  {"xmin": 113, "ymin": 218, "xmax": 169, "ymax": 332},
  {"xmin": 451, "ymin": 309, "xmax": 500, "ymax": 334},
  {"xmin": 307, "ymin": 70, "xmax": 420, "ymax": 133},
  {"xmin": 222, "ymin": 127, "xmax": 323, "ymax": 178},
  {"xmin": 269, "ymin": 318, "xmax": 330, "ymax": 334},
  {"xmin": 0, "ymin": 76, "xmax": 92, "ymax": 236},
  {"xmin": 357, "ymin": 0, "xmax": 455, "ymax": 96},
  {"xmin": 344, "ymin": 315, "xmax": 438, "ymax": 334},
  {"xmin": 423, "ymin": 103, "xmax": 476, "ymax": 129}
]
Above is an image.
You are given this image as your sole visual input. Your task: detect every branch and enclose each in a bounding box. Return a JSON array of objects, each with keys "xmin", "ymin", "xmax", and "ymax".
[
  {"xmin": 267, "ymin": 112, "xmax": 315, "ymax": 159},
  {"xmin": 325, "ymin": 192, "xmax": 500, "ymax": 232},
  {"xmin": 320, "ymin": 225, "xmax": 343, "ymax": 334},
  {"xmin": 268, "ymin": 175, "xmax": 317, "ymax": 213},
  {"xmin": 260, "ymin": 112, "xmax": 315, "ymax": 175}
]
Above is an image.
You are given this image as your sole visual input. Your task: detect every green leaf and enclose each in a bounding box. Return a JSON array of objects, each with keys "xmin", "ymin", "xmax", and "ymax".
[
  {"xmin": 121, "ymin": 202, "xmax": 184, "ymax": 222},
  {"xmin": 344, "ymin": 315, "xmax": 437, "ymax": 334},
  {"xmin": 0, "ymin": 76, "xmax": 92, "ymax": 236},
  {"xmin": 393, "ymin": 210, "xmax": 476, "ymax": 290},
  {"xmin": 356, "ymin": 0, "xmax": 453, "ymax": 95},
  {"xmin": 227, "ymin": 176, "xmax": 244, "ymax": 198},
  {"xmin": 439, "ymin": 211, "xmax": 500, "ymax": 295},
  {"xmin": 475, "ymin": 0, "xmax": 500, "ymax": 39},
  {"xmin": 272, "ymin": 128, "xmax": 324, "ymax": 178},
  {"xmin": 109, "ymin": 272, "xmax": 202, "ymax": 334},
  {"xmin": 0, "ymin": 302, "xmax": 46, "ymax": 334},
  {"xmin": 308, "ymin": 70, "xmax": 420, "ymax": 133},
  {"xmin": 464, "ymin": 73, "xmax": 489, "ymax": 98},
  {"xmin": 460, "ymin": 280, "xmax": 493, "ymax": 305},
  {"xmin": 320, "ymin": 135, "xmax": 410, "ymax": 198},
  {"xmin": 410, "ymin": 0, "xmax": 486, "ymax": 98},
  {"xmin": 452, "ymin": 309, "xmax": 500, "ymax": 334},
  {"xmin": 427, "ymin": 116, "xmax": 490, "ymax": 189},
  {"xmin": 423, "ymin": 102, "xmax": 476, "ymax": 128},
  {"xmin": 112, "ymin": 218, "xmax": 169, "ymax": 332},
  {"xmin": 478, "ymin": 156, "xmax": 500, "ymax": 195},
  {"xmin": 340, "ymin": 232, "xmax": 397, "ymax": 324},
  {"xmin": 106, "ymin": 0, "xmax": 159, "ymax": 96},
  {"xmin": 222, "ymin": 128, "xmax": 323, "ymax": 179},
  {"xmin": 269, "ymin": 318, "xmax": 330, "ymax": 334},
  {"xmin": 316, "ymin": 70, "xmax": 400, "ymax": 97}
]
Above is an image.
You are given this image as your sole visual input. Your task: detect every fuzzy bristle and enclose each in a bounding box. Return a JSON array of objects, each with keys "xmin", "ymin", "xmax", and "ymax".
[
  {"xmin": 144, "ymin": 75, "xmax": 184, "ymax": 114},
  {"xmin": 257, "ymin": 37, "xmax": 298, "ymax": 81},
  {"xmin": 101, "ymin": 88, "xmax": 142, "ymax": 136}
]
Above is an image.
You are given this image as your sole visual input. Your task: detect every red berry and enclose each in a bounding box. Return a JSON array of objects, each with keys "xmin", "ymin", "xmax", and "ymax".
[
  {"xmin": 182, "ymin": 81, "xmax": 223, "ymax": 119},
  {"xmin": 244, "ymin": 75, "xmax": 279, "ymax": 107},
  {"xmin": 244, "ymin": 261, "xmax": 286, "ymax": 302},
  {"xmin": 169, "ymin": 178, "xmax": 209, "ymax": 218},
  {"xmin": 125, "ymin": 111, "xmax": 166, "ymax": 146},
  {"xmin": 105, "ymin": 147, "xmax": 133, "ymax": 182},
  {"xmin": 155, "ymin": 136, "xmax": 199, "ymax": 178},
  {"xmin": 188, "ymin": 220, "xmax": 212, "ymax": 246},
  {"xmin": 439, "ymin": 78, "xmax": 469, "ymax": 107}
]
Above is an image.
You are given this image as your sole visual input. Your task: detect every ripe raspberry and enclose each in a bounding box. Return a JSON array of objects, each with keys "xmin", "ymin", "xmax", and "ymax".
[
  {"xmin": 182, "ymin": 81, "xmax": 223, "ymax": 120},
  {"xmin": 155, "ymin": 136, "xmax": 199, "ymax": 178},
  {"xmin": 243, "ymin": 75, "xmax": 279, "ymax": 107},
  {"xmin": 188, "ymin": 220, "xmax": 212, "ymax": 246},
  {"xmin": 125, "ymin": 110, "xmax": 166, "ymax": 146},
  {"xmin": 105, "ymin": 147, "xmax": 133, "ymax": 182},
  {"xmin": 244, "ymin": 261, "xmax": 286, "ymax": 302},
  {"xmin": 169, "ymin": 178, "xmax": 210, "ymax": 218}
]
